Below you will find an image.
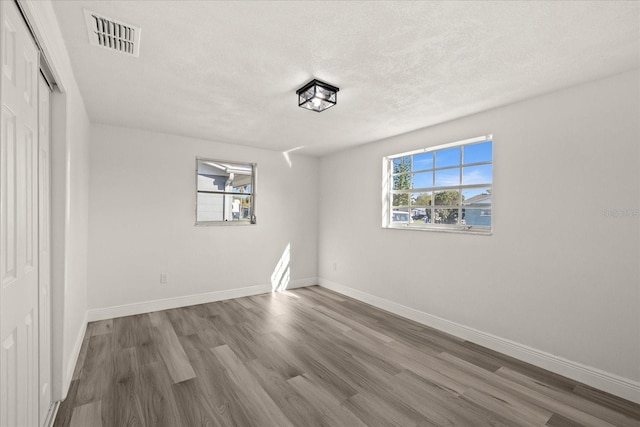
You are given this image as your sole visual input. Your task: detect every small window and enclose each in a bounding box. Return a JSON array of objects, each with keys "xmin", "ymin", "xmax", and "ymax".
[
  {"xmin": 383, "ymin": 135, "xmax": 492, "ymax": 234},
  {"xmin": 196, "ymin": 158, "xmax": 256, "ymax": 225}
]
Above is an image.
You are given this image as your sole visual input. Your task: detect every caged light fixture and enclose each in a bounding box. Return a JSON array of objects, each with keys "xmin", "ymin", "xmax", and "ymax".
[{"xmin": 296, "ymin": 79, "xmax": 339, "ymax": 112}]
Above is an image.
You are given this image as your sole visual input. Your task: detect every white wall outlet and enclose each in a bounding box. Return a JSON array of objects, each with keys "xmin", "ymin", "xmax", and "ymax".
[
  {"xmin": 333, "ymin": 262, "xmax": 338, "ymax": 272},
  {"xmin": 160, "ymin": 273, "xmax": 168, "ymax": 284}
]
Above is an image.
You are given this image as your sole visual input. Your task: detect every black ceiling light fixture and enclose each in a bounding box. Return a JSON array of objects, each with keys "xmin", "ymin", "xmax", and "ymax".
[{"xmin": 296, "ymin": 79, "xmax": 339, "ymax": 112}]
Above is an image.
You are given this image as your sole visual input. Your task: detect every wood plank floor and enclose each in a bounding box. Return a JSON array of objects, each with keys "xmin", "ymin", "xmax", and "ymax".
[{"xmin": 54, "ymin": 286, "xmax": 640, "ymax": 427}]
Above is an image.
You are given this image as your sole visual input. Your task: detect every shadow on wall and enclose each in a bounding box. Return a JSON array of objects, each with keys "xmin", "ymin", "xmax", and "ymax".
[{"xmin": 271, "ymin": 244, "xmax": 290, "ymax": 291}]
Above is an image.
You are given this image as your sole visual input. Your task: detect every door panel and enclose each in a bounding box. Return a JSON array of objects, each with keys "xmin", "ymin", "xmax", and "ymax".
[
  {"xmin": 0, "ymin": 1, "xmax": 40, "ymax": 426},
  {"xmin": 1, "ymin": 331, "xmax": 17, "ymax": 427},
  {"xmin": 1, "ymin": 108, "xmax": 17, "ymax": 285},
  {"xmin": 38, "ymin": 73, "xmax": 51, "ymax": 426}
]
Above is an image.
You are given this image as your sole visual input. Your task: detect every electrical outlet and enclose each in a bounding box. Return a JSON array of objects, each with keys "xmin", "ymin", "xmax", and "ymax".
[
  {"xmin": 160, "ymin": 273, "xmax": 168, "ymax": 284},
  {"xmin": 333, "ymin": 262, "xmax": 337, "ymax": 272}
]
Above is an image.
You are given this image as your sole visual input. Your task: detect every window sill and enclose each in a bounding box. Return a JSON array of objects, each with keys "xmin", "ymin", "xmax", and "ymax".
[
  {"xmin": 195, "ymin": 221, "xmax": 256, "ymax": 227},
  {"xmin": 383, "ymin": 224, "xmax": 492, "ymax": 235}
]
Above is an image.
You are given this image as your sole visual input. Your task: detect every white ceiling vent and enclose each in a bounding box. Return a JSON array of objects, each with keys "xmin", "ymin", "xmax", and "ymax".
[{"xmin": 83, "ymin": 9, "xmax": 141, "ymax": 57}]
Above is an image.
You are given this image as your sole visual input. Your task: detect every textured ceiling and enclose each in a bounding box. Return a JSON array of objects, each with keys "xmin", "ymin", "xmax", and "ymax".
[{"xmin": 52, "ymin": 1, "xmax": 640, "ymax": 156}]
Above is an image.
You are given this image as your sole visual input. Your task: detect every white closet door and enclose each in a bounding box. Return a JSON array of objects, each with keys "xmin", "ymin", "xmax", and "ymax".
[
  {"xmin": 0, "ymin": 1, "xmax": 41, "ymax": 426},
  {"xmin": 38, "ymin": 73, "xmax": 51, "ymax": 427}
]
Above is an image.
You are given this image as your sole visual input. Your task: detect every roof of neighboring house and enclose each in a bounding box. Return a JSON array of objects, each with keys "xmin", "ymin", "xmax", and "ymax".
[{"xmin": 463, "ymin": 194, "xmax": 491, "ymax": 205}]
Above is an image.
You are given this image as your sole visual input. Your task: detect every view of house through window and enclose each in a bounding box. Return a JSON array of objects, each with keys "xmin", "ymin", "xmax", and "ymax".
[
  {"xmin": 384, "ymin": 135, "xmax": 492, "ymax": 233},
  {"xmin": 196, "ymin": 159, "xmax": 256, "ymax": 224}
]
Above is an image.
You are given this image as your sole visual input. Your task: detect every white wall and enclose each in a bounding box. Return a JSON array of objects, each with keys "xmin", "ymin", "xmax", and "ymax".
[
  {"xmin": 87, "ymin": 124, "xmax": 318, "ymax": 314},
  {"xmin": 21, "ymin": 0, "xmax": 91, "ymax": 400},
  {"xmin": 50, "ymin": 86, "xmax": 90, "ymax": 401},
  {"xmin": 319, "ymin": 71, "xmax": 640, "ymax": 394}
]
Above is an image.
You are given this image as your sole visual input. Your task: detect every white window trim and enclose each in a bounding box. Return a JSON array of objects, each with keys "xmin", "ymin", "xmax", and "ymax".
[
  {"xmin": 195, "ymin": 157, "xmax": 257, "ymax": 226},
  {"xmin": 382, "ymin": 135, "xmax": 493, "ymax": 235}
]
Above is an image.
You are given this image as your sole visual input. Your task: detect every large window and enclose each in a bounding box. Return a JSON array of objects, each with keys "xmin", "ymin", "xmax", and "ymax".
[
  {"xmin": 383, "ymin": 135, "xmax": 492, "ymax": 234},
  {"xmin": 196, "ymin": 158, "xmax": 256, "ymax": 225}
]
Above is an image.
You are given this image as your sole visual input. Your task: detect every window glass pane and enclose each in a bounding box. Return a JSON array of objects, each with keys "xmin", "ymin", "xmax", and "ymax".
[
  {"xmin": 410, "ymin": 208, "xmax": 428, "ymax": 221},
  {"xmin": 197, "ymin": 193, "xmax": 223, "ymax": 222},
  {"xmin": 393, "ymin": 156, "xmax": 411, "ymax": 174},
  {"xmin": 197, "ymin": 160, "xmax": 253, "ymax": 193},
  {"xmin": 434, "ymin": 190, "xmax": 461, "ymax": 206},
  {"xmin": 409, "ymin": 212, "xmax": 432, "ymax": 227},
  {"xmin": 435, "ymin": 147, "xmax": 460, "ymax": 168},
  {"xmin": 410, "ymin": 192, "xmax": 431, "ymax": 207},
  {"xmin": 391, "ymin": 208, "xmax": 411, "ymax": 224},
  {"xmin": 463, "ymin": 141, "xmax": 492, "ymax": 164},
  {"xmin": 434, "ymin": 208, "xmax": 458, "ymax": 224},
  {"xmin": 197, "ymin": 174, "xmax": 226, "ymax": 192},
  {"xmin": 393, "ymin": 174, "xmax": 411, "ymax": 190},
  {"xmin": 412, "ymin": 152, "xmax": 433, "ymax": 171},
  {"xmin": 197, "ymin": 193, "xmax": 253, "ymax": 222},
  {"xmin": 226, "ymin": 174, "xmax": 251, "ymax": 193},
  {"xmin": 421, "ymin": 210, "xmax": 433, "ymax": 224},
  {"xmin": 462, "ymin": 164, "xmax": 492, "ymax": 185},
  {"xmin": 435, "ymin": 168, "xmax": 460, "ymax": 187},
  {"xmin": 232, "ymin": 194, "xmax": 252, "ymax": 222},
  {"xmin": 392, "ymin": 193, "xmax": 409, "ymax": 207},
  {"xmin": 462, "ymin": 208, "xmax": 491, "ymax": 226},
  {"xmin": 462, "ymin": 188, "xmax": 492, "ymax": 206},
  {"xmin": 412, "ymin": 171, "xmax": 433, "ymax": 189},
  {"xmin": 426, "ymin": 209, "xmax": 433, "ymax": 224}
]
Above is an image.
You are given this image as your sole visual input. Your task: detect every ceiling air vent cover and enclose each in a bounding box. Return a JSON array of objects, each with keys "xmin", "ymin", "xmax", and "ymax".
[{"xmin": 84, "ymin": 9, "xmax": 141, "ymax": 57}]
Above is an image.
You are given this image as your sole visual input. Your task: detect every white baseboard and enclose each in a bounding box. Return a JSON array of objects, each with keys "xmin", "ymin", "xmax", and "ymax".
[
  {"xmin": 63, "ymin": 310, "xmax": 88, "ymax": 398},
  {"xmin": 87, "ymin": 277, "xmax": 317, "ymax": 322},
  {"xmin": 319, "ymin": 278, "xmax": 640, "ymax": 404}
]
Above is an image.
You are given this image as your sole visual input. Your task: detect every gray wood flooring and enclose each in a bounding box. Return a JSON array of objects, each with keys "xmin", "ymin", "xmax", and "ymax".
[{"xmin": 54, "ymin": 286, "xmax": 640, "ymax": 426}]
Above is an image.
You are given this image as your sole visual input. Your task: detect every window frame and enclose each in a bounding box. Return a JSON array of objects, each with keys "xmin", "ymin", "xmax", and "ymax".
[
  {"xmin": 382, "ymin": 135, "xmax": 493, "ymax": 235},
  {"xmin": 195, "ymin": 157, "xmax": 257, "ymax": 226}
]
